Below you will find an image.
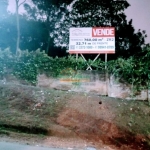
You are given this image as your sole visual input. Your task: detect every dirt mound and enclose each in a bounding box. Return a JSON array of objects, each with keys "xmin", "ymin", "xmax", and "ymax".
[
  {"xmin": 56, "ymin": 107, "xmax": 150, "ymax": 150},
  {"xmin": 57, "ymin": 108, "xmax": 118, "ymax": 140}
]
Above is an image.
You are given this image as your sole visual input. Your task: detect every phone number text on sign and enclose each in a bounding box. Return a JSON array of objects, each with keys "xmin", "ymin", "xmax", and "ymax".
[{"xmin": 69, "ymin": 27, "xmax": 115, "ymax": 54}]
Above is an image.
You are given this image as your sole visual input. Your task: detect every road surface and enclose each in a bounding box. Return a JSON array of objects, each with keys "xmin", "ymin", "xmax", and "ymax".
[
  {"xmin": 0, "ymin": 141, "xmax": 71, "ymax": 150},
  {"xmin": 0, "ymin": 141, "xmax": 97, "ymax": 150}
]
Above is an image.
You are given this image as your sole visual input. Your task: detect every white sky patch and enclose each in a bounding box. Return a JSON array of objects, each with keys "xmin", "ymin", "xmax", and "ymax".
[
  {"xmin": 125, "ymin": 0, "xmax": 150, "ymax": 43},
  {"xmin": 7, "ymin": 0, "xmax": 33, "ymax": 13},
  {"xmin": 7, "ymin": 0, "xmax": 16, "ymax": 13}
]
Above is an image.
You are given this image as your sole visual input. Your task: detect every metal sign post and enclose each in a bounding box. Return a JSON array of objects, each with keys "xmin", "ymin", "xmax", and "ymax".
[
  {"xmin": 105, "ymin": 53, "xmax": 107, "ymax": 70},
  {"xmin": 76, "ymin": 54, "xmax": 78, "ymax": 70}
]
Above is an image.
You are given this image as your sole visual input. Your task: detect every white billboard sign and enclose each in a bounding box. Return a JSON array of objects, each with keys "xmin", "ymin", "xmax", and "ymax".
[{"xmin": 69, "ymin": 27, "xmax": 115, "ymax": 54}]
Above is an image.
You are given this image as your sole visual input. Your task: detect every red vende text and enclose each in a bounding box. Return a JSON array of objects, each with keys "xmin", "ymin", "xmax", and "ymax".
[{"xmin": 92, "ymin": 27, "xmax": 115, "ymax": 37}]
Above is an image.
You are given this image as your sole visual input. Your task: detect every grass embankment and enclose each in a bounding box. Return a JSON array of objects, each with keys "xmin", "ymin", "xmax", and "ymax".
[{"xmin": 0, "ymin": 81, "xmax": 150, "ymax": 149}]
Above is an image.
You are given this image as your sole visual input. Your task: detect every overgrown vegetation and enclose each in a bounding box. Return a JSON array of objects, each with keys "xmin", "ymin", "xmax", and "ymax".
[
  {"xmin": 0, "ymin": 46, "xmax": 150, "ymax": 93},
  {"xmin": 0, "ymin": 48, "xmax": 101, "ymax": 85},
  {"xmin": 107, "ymin": 45, "xmax": 150, "ymax": 92}
]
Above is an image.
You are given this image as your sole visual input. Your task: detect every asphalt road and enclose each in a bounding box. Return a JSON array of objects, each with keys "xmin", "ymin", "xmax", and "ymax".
[
  {"xmin": 0, "ymin": 141, "xmax": 98, "ymax": 150},
  {"xmin": 0, "ymin": 141, "xmax": 69, "ymax": 150}
]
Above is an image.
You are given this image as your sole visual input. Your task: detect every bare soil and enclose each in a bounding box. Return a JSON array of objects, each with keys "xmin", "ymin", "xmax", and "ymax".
[{"xmin": 0, "ymin": 82, "xmax": 150, "ymax": 150}]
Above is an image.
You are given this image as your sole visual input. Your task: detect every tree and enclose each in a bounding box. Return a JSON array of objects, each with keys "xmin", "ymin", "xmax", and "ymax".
[
  {"xmin": 19, "ymin": 17, "xmax": 48, "ymax": 51},
  {"xmin": 0, "ymin": 14, "xmax": 17, "ymax": 52},
  {"xmin": 0, "ymin": 0, "xmax": 8, "ymax": 19},
  {"xmin": 0, "ymin": 1, "xmax": 17, "ymax": 52},
  {"xmin": 54, "ymin": 0, "xmax": 147, "ymax": 59},
  {"xmin": 24, "ymin": 0, "xmax": 73, "ymax": 54},
  {"xmin": 15, "ymin": 0, "xmax": 26, "ymax": 54}
]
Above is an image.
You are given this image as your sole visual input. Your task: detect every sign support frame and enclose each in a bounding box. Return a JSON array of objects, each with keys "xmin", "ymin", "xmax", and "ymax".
[{"xmin": 75, "ymin": 53, "xmax": 102, "ymax": 70}]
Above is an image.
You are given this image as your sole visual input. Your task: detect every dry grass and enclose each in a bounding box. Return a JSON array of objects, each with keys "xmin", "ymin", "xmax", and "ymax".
[{"xmin": 0, "ymin": 82, "xmax": 68, "ymax": 134}]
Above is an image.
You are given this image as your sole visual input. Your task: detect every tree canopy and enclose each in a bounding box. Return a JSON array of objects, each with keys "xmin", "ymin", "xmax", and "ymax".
[
  {"xmin": 54, "ymin": 0, "xmax": 147, "ymax": 58},
  {"xmin": 0, "ymin": 0, "xmax": 148, "ymax": 58},
  {"xmin": 0, "ymin": 0, "xmax": 8, "ymax": 19}
]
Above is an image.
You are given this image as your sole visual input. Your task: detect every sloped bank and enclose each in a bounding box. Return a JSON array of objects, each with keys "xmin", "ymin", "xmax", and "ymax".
[
  {"xmin": 55, "ymin": 94, "xmax": 150, "ymax": 150},
  {"xmin": 0, "ymin": 81, "xmax": 150, "ymax": 149}
]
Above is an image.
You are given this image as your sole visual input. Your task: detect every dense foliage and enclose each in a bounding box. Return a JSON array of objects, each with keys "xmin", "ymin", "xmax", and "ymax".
[
  {"xmin": 107, "ymin": 45, "xmax": 150, "ymax": 91},
  {"xmin": 1, "ymin": 46, "xmax": 150, "ymax": 92},
  {"xmin": 0, "ymin": 0, "xmax": 150, "ymax": 93},
  {"xmin": 54, "ymin": 0, "xmax": 147, "ymax": 58},
  {"xmin": 0, "ymin": 48, "xmax": 96, "ymax": 84}
]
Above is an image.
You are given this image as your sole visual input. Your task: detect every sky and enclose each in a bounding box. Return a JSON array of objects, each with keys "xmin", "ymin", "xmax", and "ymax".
[
  {"xmin": 125, "ymin": 0, "xmax": 150, "ymax": 43},
  {"xmin": 7, "ymin": 0, "xmax": 150, "ymax": 44},
  {"xmin": 7, "ymin": 0, "xmax": 32, "ymax": 13}
]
